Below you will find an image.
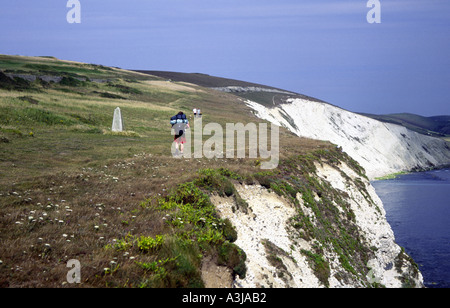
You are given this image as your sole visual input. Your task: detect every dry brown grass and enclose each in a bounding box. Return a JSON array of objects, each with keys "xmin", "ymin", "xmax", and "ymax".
[
  {"xmin": 0, "ymin": 131, "xmax": 331, "ymax": 287},
  {"xmin": 0, "ymin": 55, "xmax": 333, "ymax": 287}
]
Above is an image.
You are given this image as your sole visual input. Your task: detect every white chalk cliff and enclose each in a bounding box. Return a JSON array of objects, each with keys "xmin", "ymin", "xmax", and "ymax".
[
  {"xmin": 212, "ymin": 159, "xmax": 424, "ymax": 288},
  {"xmin": 245, "ymin": 98, "xmax": 450, "ymax": 180},
  {"xmin": 208, "ymin": 95, "xmax": 450, "ymax": 288}
]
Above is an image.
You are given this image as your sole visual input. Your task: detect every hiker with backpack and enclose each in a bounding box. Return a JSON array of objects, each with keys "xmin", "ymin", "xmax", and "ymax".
[{"xmin": 170, "ymin": 111, "xmax": 189, "ymax": 156}]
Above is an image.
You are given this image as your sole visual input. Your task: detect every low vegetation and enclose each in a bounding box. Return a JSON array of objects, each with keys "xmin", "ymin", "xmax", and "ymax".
[
  {"xmin": 0, "ymin": 55, "xmax": 384, "ymax": 287},
  {"xmin": 360, "ymin": 112, "xmax": 450, "ymax": 138},
  {"xmin": 374, "ymin": 172, "xmax": 408, "ymax": 181}
]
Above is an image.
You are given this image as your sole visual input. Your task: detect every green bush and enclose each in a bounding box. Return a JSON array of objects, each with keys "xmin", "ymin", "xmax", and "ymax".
[
  {"xmin": 222, "ymin": 218, "xmax": 238, "ymax": 242},
  {"xmin": 218, "ymin": 241, "xmax": 247, "ymax": 279},
  {"xmin": 137, "ymin": 235, "xmax": 164, "ymax": 252},
  {"xmin": 301, "ymin": 249, "xmax": 330, "ymax": 287},
  {"xmin": 60, "ymin": 76, "xmax": 88, "ymax": 87}
]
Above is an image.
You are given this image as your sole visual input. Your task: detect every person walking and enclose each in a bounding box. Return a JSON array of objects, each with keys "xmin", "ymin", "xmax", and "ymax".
[{"xmin": 170, "ymin": 111, "xmax": 189, "ymax": 156}]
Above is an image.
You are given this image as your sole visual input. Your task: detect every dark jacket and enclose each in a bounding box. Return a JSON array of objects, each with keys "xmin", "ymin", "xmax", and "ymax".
[{"xmin": 170, "ymin": 113, "xmax": 189, "ymax": 136}]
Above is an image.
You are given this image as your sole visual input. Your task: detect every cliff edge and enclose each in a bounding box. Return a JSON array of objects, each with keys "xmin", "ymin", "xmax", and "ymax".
[
  {"xmin": 245, "ymin": 98, "xmax": 450, "ymax": 180},
  {"xmin": 210, "ymin": 150, "xmax": 423, "ymax": 288}
]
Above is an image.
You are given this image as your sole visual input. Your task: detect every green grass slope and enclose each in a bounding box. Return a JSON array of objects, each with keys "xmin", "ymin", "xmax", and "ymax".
[
  {"xmin": 0, "ymin": 55, "xmax": 426, "ymax": 288},
  {"xmin": 1, "ymin": 55, "xmax": 341, "ymax": 288},
  {"xmin": 360, "ymin": 112, "xmax": 450, "ymax": 138},
  {"xmin": 137, "ymin": 70, "xmax": 326, "ymax": 108},
  {"xmin": 139, "ymin": 70, "xmax": 449, "ymax": 139}
]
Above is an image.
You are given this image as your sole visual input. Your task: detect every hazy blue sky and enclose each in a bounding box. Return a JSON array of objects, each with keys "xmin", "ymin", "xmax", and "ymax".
[{"xmin": 1, "ymin": 0, "xmax": 449, "ymax": 116}]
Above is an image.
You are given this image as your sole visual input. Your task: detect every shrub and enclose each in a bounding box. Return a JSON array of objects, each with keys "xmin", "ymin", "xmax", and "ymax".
[
  {"xmin": 301, "ymin": 249, "xmax": 330, "ymax": 287},
  {"xmin": 222, "ymin": 218, "xmax": 238, "ymax": 242},
  {"xmin": 169, "ymin": 182, "xmax": 211, "ymax": 208},
  {"xmin": 217, "ymin": 241, "xmax": 247, "ymax": 279},
  {"xmin": 137, "ymin": 235, "xmax": 164, "ymax": 252},
  {"xmin": 60, "ymin": 76, "xmax": 87, "ymax": 87}
]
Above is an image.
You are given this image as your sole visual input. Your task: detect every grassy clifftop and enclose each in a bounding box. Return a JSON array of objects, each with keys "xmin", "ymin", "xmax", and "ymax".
[
  {"xmin": 2, "ymin": 55, "xmax": 422, "ymax": 288},
  {"xmin": 0, "ymin": 55, "xmax": 338, "ymax": 287}
]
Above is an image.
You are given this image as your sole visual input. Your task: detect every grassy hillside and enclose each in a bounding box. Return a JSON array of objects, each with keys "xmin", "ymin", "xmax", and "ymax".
[
  {"xmin": 360, "ymin": 113, "xmax": 450, "ymax": 138},
  {"xmin": 1, "ymin": 55, "xmax": 340, "ymax": 287},
  {"xmin": 137, "ymin": 70, "xmax": 326, "ymax": 108},
  {"xmin": 140, "ymin": 70, "xmax": 449, "ymax": 139}
]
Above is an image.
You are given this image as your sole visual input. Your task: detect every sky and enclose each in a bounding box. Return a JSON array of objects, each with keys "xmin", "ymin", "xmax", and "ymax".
[{"xmin": 0, "ymin": 0, "xmax": 449, "ymax": 116}]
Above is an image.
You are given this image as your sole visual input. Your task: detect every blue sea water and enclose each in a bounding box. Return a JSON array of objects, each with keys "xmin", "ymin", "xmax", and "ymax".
[{"xmin": 372, "ymin": 169, "xmax": 450, "ymax": 288}]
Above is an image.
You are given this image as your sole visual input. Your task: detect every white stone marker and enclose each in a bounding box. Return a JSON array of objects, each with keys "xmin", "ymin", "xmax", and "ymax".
[{"xmin": 111, "ymin": 107, "xmax": 124, "ymax": 132}]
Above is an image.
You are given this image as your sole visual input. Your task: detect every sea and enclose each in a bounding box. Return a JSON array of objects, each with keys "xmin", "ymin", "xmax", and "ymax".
[{"xmin": 372, "ymin": 168, "xmax": 450, "ymax": 288}]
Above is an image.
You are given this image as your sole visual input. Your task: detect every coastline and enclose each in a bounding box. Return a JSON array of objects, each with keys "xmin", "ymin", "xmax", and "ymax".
[
  {"xmin": 374, "ymin": 172, "xmax": 408, "ymax": 181},
  {"xmin": 373, "ymin": 164, "xmax": 450, "ymax": 181},
  {"xmin": 372, "ymin": 167, "xmax": 450, "ymax": 287}
]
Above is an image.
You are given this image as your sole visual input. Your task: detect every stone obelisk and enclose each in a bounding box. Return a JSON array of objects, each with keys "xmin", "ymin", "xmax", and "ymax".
[{"xmin": 111, "ymin": 107, "xmax": 124, "ymax": 132}]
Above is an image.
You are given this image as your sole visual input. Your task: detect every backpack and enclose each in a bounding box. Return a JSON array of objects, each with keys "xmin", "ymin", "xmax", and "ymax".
[
  {"xmin": 170, "ymin": 113, "xmax": 188, "ymax": 126},
  {"xmin": 170, "ymin": 113, "xmax": 189, "ymax": 136}
]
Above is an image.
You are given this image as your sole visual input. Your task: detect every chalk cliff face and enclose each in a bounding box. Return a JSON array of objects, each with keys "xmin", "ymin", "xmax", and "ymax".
[
  {"xmin": 206, "ymin": 95, "xmax": 449, "ymax": 287},
  {"xmin": 212, "ymin": 158, "xmax": 424, "ymax": 288},
  {"xmin": 245, "ymin": 98, "xmax": 450, "ymax": 180}
]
